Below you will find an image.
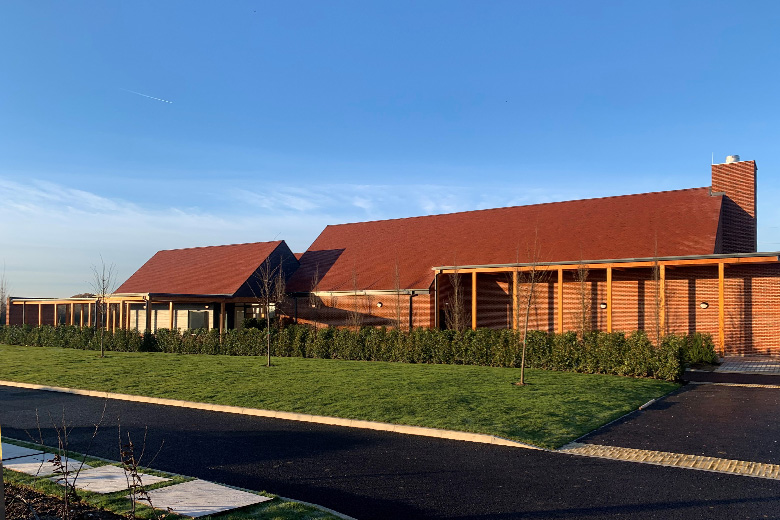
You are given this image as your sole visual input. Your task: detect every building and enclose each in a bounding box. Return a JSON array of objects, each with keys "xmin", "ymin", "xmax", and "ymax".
[
  {"xmin": 7, "ymin": 157, "xmax": 779, "ymax": 355},
  {"xmin": 7, "ymin": 241, "xmax": 299, "ymax": 334},
  {"xmin": 288, "ymin": 157, "xmax": 777, "ymax": 356}
]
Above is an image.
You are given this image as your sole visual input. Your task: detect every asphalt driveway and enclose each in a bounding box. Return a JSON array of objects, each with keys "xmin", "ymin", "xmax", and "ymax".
[
  {"xmin": 2, "ymin": 384, "xmax": 780, "ymax": 519},
  {"xmin": 581, "ymin": 378, "xmax": 780, "ymax": 465}
]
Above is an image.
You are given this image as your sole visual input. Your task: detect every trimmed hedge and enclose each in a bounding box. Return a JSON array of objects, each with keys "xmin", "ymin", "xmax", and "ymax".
[{"xmin": 0, "ymin": 324, "xmax": 717, "ymax": 381}]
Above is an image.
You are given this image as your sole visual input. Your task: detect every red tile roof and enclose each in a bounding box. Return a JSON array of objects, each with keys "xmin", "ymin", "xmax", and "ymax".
[
  {"xmin": 116, "ymin": 241, "xmax": 287, "ymax": 295},
  {"xmin": 287, "ymin": 188, "xmax": 724, "ymax": 292}
]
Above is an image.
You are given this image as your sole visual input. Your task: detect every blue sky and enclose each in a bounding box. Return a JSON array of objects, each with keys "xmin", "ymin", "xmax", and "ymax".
[{"xmin": 2, "ymin": 1, "xmax": 780, "ymax": 297}]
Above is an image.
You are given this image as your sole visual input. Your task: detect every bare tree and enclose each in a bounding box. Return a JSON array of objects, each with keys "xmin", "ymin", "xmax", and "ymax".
[
  {"xmin": 346, "ymin": 266, "xmax": 363, "ymax": 330},
  {"xmin": 274, "ymin": 259, "xmax": 287, "ymax": 329},
  {"xmin": 1, "ymin": 423, "xmax": 5, "ymax": 520},
  {"xmin": 445, "ymin": 266, "xmax": 468, "ymax": 332},
  {"xmin": 652, "ymin": 256, "xmax": 663, "ymax": 345},
  {"xmin": 513, "ymin": 234, "xmax": 550, "ymax": 385},
  {"xmin": 651, "ymin": 235, "xmax": 665, "ymax": 345},
  {"xmin": 309, "ymin": 264, "xmax": 322, "ymax": 333},
  {"xmin": 574, "ymin": 260, "xmax": 591, "ymax": 339},
  {"xmin": 0, "ymin": 261, "xmax": 8, "ymax": 327},
  {"xmin": 90, "ymin": 256, "xmax": 117, "ymax": 358},
  {"xmin": 252, "ymin": 258, "xmax": 279, "ymax": 367},
  {"xmin": 393, "ymin": 257, "xmax": 402, "ymax": 330}
]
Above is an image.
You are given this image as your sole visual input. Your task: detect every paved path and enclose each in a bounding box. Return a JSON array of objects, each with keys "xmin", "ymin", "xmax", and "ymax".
[
  {"xmin": 717, "ymin": 356, "xmax": 780, "ymax": 375},
  {"xmin": 3, "ymin": 385, "xmax": 780, "ymax": 519}
]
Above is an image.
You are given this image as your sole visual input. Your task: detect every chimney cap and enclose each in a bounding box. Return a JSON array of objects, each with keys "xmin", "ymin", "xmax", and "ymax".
[{"xmin": 725, "ymin": 155, "xmax": 741, "ymax": 163}]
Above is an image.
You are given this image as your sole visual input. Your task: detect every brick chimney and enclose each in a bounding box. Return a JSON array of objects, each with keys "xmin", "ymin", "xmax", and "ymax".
[{"xmin": 712, "ymin": 156, "xmax": 757, "ymax": 253}]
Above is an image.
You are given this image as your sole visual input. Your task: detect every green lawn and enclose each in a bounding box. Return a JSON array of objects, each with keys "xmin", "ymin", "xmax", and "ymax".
[{"xmin": 0, "ymin": 344, "xmax": 678, "ymax": 449}]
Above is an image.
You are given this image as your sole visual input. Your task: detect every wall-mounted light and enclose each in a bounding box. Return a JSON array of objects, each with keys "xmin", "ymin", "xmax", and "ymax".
[
  {"xmin": 599, "ymin": 302, "xmax": 607, "ymax": 309},
  {"xmin": 377, "ymin": 302, "xmax": 383, "ymax": 308},
  {"xmin": 700, "ymin": 302, "xmax": 709, "ymax": 309}
]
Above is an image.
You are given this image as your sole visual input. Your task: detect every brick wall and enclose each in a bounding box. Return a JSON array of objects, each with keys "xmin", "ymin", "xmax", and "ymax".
[
  {"xmin": 712, "ymin": 160, "xmax": 757, "ymax": 253},
  {"xmin": 290, "ymin": 292, "xmax": 432, "ymax": 330},
  {"xmin": 472, "ymin": 262, "xmax": 780, "ymax": 356}
]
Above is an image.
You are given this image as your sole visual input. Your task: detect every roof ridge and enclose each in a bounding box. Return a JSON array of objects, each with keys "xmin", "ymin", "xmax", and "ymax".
[
  {"xmin": 323, "ymin": 186, "xmax": 712, "ymax": 228},
  {"xmin": 158, "ymin": 240, "xmax": 282, "ymax": 253}
]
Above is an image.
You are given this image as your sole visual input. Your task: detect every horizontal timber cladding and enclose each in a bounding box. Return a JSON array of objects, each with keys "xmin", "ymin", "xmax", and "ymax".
[
  {"xmin": 127, "ymin": 303, "xmax": 215, "ymax": 332},
  {"xmin": 460, "ymin": 262, "xmax": 780, "ymax": 355},
  {"xmin": 291, "ymin": 292, "xmax": 433, "ymax": 331}
]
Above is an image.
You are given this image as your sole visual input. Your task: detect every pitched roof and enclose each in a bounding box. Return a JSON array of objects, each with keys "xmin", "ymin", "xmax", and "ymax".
[
  {"xmin": 287, "ymin": 188, "xmax": 724, "ymax": 292},
  {"xmin": 116, "ymin": 241, "xmax": 287, "ymax": 295}
]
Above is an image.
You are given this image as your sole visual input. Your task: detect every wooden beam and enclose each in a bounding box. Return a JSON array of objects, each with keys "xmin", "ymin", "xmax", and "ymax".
[
  {"xmin": 718, "ymin": 262, "xmax": 725, "ymax": 354},
  {"xmin": 169, "ymin": 301, "xmax": 174, "ymax": 330},
  {"xmin": 436, "ymin": 255, "xmax": 780, "ymax": 275},
  {"xmin": 471, "ymin": 272, "xmax": 477, "ymax": 330},
  {"xmin": 557, "ymin": 268, "xmax": 563, "ymax": 334},
  {"xmin": 512, "ymin": 270, "xmax": 519, "ymax": 330},
  {"xmin": 606, "ymin": 266, "xmax": 612, "ymax": 333}
]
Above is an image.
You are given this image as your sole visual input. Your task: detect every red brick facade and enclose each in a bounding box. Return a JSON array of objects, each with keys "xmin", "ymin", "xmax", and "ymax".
[{"xmin": 712, "ymin": 160, "xmax": 757, "ymax": 253}]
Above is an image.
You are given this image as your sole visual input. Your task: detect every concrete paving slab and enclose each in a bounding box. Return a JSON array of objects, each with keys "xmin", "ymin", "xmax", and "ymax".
[
  {"xmin": 59, "ymin": 464, "xmax": 169, "ymax": 493},
  {"xmin": 1, "ymin": 442, "xmax": 42, "ymax": 460},
  {"xmin": 717, "ymin": 357, "xmax": 780, "ymax": 375},
  {"xmin": 141, "ymin": 479, "xmax": 272, "ymax": 518},
  {"xmin": 7, "ymin": 453, "xmax": 92, "ymax": 477}
]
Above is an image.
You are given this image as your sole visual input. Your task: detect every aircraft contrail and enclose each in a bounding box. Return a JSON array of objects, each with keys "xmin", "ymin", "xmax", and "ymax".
[{"xmin": 121, "ymin": 88, "xmax": 173, "ymax": 104}]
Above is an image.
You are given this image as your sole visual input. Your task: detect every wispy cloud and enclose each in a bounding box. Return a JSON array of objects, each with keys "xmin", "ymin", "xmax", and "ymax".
[{"xmin": 0, "ymin": 176, "xmax": 572, "ymax": 296}]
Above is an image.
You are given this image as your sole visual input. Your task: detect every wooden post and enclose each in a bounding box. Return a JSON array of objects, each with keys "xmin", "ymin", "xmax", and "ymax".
[
  {"xmin": 145, "ymin": 298, "xmax": 152, "ymax": 333},
  {"xmin": 219, "ymin": 302, "xmax": 225, "ymax": 335},
  {"xmin": 659, "ymin": 265, "xmax": 666, "ymax": 337},
  {"xmin": 169, "ymin": 301, "xmax": 174, "ymax": 330},
  {"xmin": 87, "ymin": 302, "xmax": 92, "ymax": 328},
  {"xmin": 118, "ymin": 300, "xmax": 124, "ymax": 330},
  {"xmin": 21, "ymin": 301, "xmax": 26, "ymax": 326},
  {"xmin": 557, "ymin": 268, "xmax": 563, "ymax": 333},
  {"xmin": 606, "ymin": 266, "xmax": 613, "ymax": 333},
  {"xmin": 718, "ymin": 262, "xmax": 725, "ymax": 354},
  {"xmin": 408, "ymin": 293, "xmax": 414, "ymax": 331},
  {"xmin": 38, "ymin": 303, "xmax": 42, "ymax": 327},
  {"xmin": 433, "ymin": 271, "xmax": 440, "ymax": 329},
  {"xmin": 512, "ymin": 270, "xmax": 519, "ymax": 330},
  {"xmin": 471, "ymin": 271, "xmax": 477, "ymax": 330},
  {"xmin": 112, "ymin": 304, "xmax": 117, "ymax": 333},
  {"xmin": 68, "ymin": 303, "xmax": 74, "ymax": 326}
]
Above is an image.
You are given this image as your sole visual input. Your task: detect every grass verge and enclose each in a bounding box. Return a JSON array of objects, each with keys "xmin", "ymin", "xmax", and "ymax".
[{"xmin": 0, "ymin": 344, "xmax": 678, "ymax": 449}]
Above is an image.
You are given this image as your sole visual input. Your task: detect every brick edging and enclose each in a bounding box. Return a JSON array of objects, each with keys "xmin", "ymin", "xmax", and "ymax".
[{"xmin": 0, "ymin": 380, "xmax": 543, "ymax": 451}]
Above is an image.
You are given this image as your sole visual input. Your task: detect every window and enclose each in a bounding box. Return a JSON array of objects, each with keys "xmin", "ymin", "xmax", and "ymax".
[{"xmin": 188, "ymin": 310, "xmax": 208, "ymax": 330}]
